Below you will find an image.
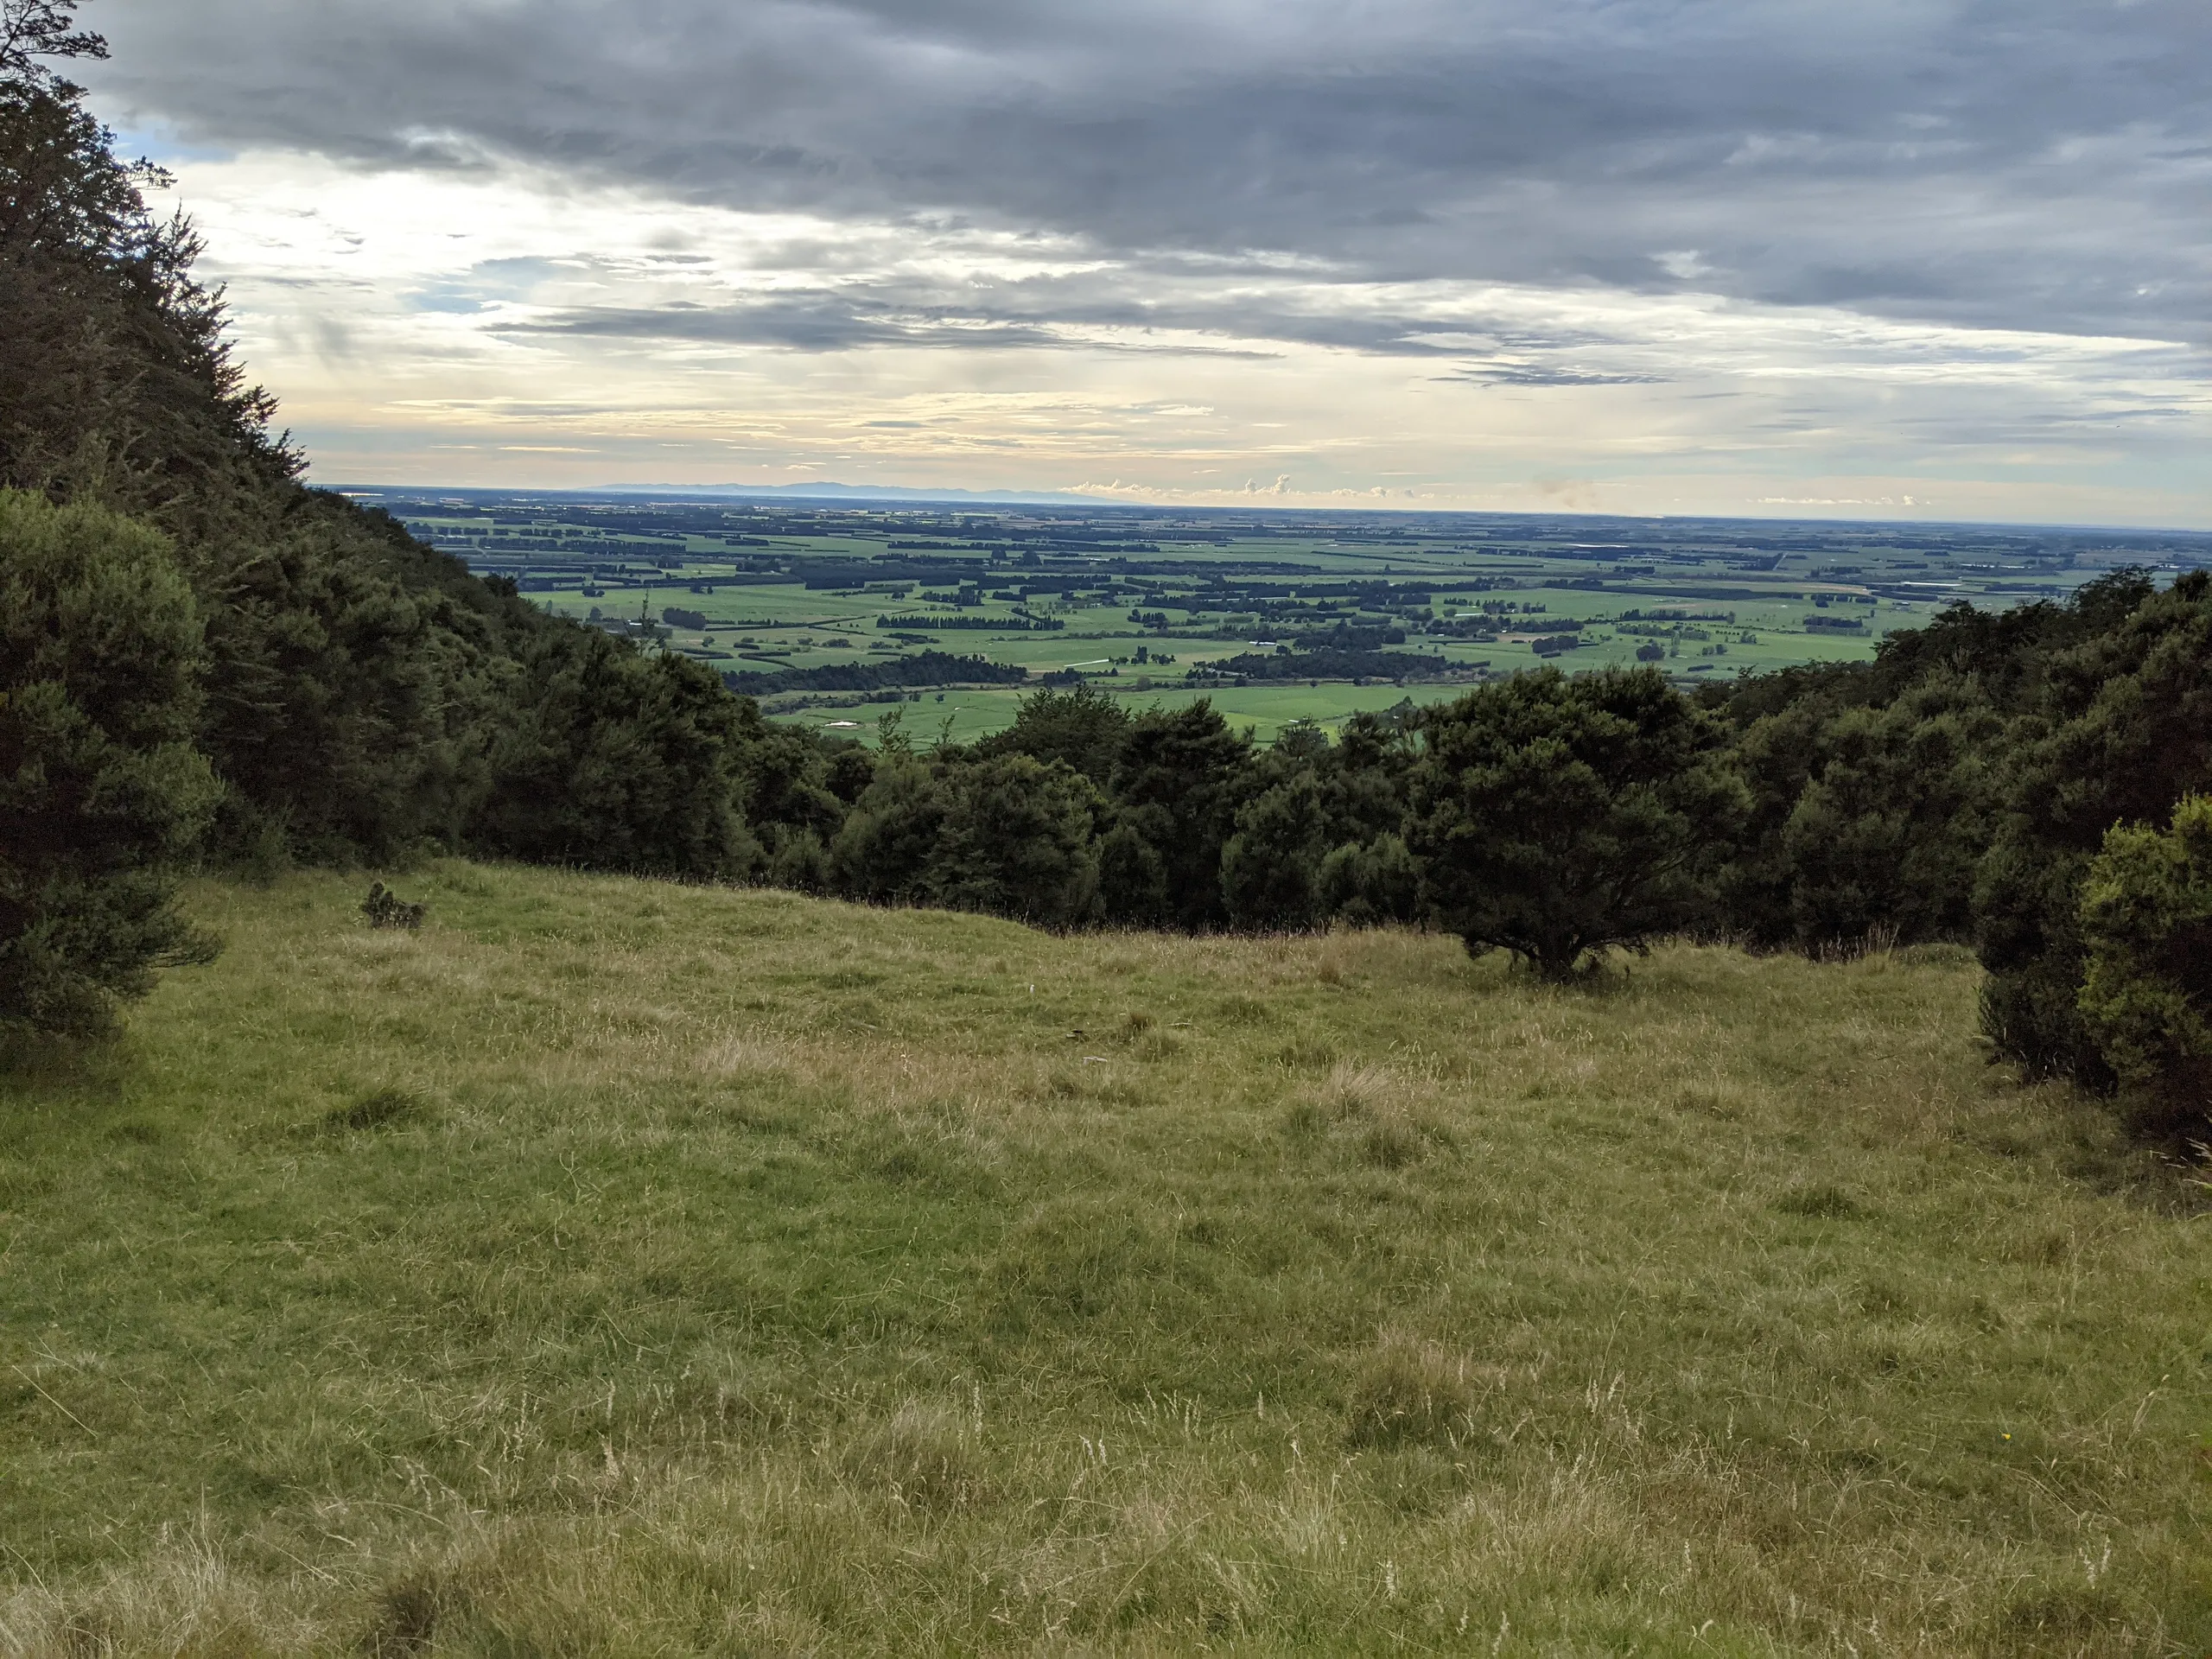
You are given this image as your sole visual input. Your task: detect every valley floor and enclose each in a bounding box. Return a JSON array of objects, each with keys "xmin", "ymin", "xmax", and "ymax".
[{"xmin": 0, "ymin": 867, "xmax": 2205, "ymax": 1655}]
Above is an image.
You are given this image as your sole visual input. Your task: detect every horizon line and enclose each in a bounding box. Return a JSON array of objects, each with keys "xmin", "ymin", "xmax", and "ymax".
[{"xmin": 321, "ymin": 481, "xmax": 2212, "ymax": 543}]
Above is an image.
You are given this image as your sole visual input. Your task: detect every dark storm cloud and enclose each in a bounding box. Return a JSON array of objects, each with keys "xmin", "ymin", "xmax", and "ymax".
[{"xmin": 87, "ymin": 0, "xmax": 2212, "ymax": 344}]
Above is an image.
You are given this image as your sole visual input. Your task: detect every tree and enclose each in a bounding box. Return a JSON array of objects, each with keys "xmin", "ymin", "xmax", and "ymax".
[
  {"xmin": 2, "ymin": 1, "xmax": 108, "ymax": 87},
  {"xmin": 2075, "ymin": 795, "xmax": 2212, "ymax": 1136},
  {"xmin": 978, "ymin": 683, "xmax": 1129, "ymax": 785},
  {"xmin": 473, "ymin": 627, "xmax": 764, "ymax": 878},
  {"xmin": 1316, "ymin": 833, "xmax": 1420, "ymax": 926},
  {"xmin": 1407, "ymin": 668, "xmax": 1745, "ymax": 981},
  {"xmin": 0, "ymin": 490, "xmax": 219, "ymax": 1035},
  {"xmin": 927, "ymin": 754, "xmax": 1101, "ymax": 927},
  {"xmin": 1976, "ymin": 571, "xmax": 2212, "ymax": 1084},
  {"xmin": 1109, "ymin": 701, "xmax": 1251, "ymax": 929},
  {"xmin": 1096, "ymin": 823, "xmax": 1169, "ymax": 925},
  {"xmin": 830, "ymin": 756, "xmax": 950, "ymax": 904},
  {"xmin": 1220, "ymin": 773, "xmax": 1331, "ymax": 931},
  {"xmin": 1, "ymin": 0, "xmax": 294, "ymax": 528},
  {"xmin": 1769, "ymin": 673, "xmax": 2002, "ymax": 950}
]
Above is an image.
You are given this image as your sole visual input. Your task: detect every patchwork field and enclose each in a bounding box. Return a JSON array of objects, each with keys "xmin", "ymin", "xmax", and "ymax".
[
  {"xmin": 2, "ymin": 865, "xmax": 2207, "ymax": 1654},
  {"xmin": 356, "ymin": 492, "xmax": 2212, "ymax": 746}
]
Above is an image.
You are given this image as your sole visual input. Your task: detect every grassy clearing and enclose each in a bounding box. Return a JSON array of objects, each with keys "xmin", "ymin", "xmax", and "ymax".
[{"xmin": 0, "ymin": 865, "xmax": 2206, "ymax": 1655}]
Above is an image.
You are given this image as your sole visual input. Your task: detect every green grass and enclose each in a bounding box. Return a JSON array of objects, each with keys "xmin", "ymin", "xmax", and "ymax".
[{"xmin": 3, "ymin": 866, "xmax": 2206, "ymax": 1654}]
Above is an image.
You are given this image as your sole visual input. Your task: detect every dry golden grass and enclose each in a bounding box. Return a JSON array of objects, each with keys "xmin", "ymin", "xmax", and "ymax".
[{"xmin": 0, "ymin": 862, "xmax": 2205, "ymax": 1654}]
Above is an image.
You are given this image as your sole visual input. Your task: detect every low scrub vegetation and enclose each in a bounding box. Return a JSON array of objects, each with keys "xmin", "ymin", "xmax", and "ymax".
[{"xmin": 1, "ymin": 866, "xmax": 2206, "ymax": 1653}]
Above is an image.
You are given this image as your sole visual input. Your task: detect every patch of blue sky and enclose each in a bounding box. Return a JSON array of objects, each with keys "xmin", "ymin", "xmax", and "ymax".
[
  {"xmin": 405, "ymin": 257, "xmax": 570, "ymax": 314},
  {"xmin": 109, "ymin": 123, "xmax": 235, "ymax": 167},
  {"xmin": 405, "ymin": 283, "xmax": 490, "ymax": 315}
]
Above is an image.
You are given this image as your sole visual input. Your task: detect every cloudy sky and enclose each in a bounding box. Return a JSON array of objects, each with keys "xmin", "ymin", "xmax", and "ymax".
[{"xmin": 82, "ymin": 0, "xmax": 2212, "ymax": 523}]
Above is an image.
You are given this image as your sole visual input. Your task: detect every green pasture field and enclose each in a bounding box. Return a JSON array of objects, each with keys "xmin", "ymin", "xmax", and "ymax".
[
  {"xmin": 758, "ymin": 632, "xmax": 1888, "ymax": 748},
  {"xmin": 542, "ymin": 572, "xmax": 1901, "ymax": 747},
  {"xmin": 388, "ymin": 496, "xmax": 2096, "ymax": 744},
  {"xmin": 779, "ymin": 682, "xmax": 1488, "ymax": 749},
  {"xmin": 2, "ymin": 865, "xmax": 2204, "ymax": 1653}
]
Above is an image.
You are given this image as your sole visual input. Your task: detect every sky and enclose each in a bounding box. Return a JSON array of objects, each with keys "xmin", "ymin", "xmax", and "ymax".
[{"xmin": 79, "ymin": 0, "xmax": 2212, "ymax": 524}]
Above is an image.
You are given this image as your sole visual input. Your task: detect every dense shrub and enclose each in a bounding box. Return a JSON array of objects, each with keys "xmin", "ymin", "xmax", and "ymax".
[
  {"xmin": 1408, "ymin": 668, "xmax": 1745, "ymax": 980},
  {"xmin": 1769, "ymin": 674, "xmax": 2004, "ymax": 950},
  {"xmin": 0, "ymin": 491, "xmax": 219, "ymax": 1034},
  {"xmin": 1975, "ymin": 571, "xmax": 2212, "ymax": 1085},
  {"xmin": 930, "ymin": 754, "xmax": 1102, "ymax": 927},
  {"xmin": 1316, "ymin": 832, "xmax": 1421, "ymax": 926},
  {"xmin": 1220, "ymin": 773, "xmax": 1332, "ymax": 931},
  {"xmin": 977, "ymin": 683, "xmax": 1131, "ymax": 785},
  {"xmin": 2074, "ymin": 797, "xmax": 2212, "ymax": 1135},
  {"xmin": 1107, "ymin": 702, "xmax": 1254, "ymax": 930},
  {"xmin": 830, "ymin": 756, "xmax": 952, "ymax": 904},
  {"xmin": 474, "ymin": 630, "xmax": 766, "ymax": 877}
]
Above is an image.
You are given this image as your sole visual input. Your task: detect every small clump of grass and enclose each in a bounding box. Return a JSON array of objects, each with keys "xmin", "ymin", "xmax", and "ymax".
[
  {"xmin": 1275, "ymin": 1035, "xmax": 1337, "ymax": 1071},
  {"xmin": 840, "ymin": 1402, "xmax": 988, "ymax": 1514},
  {"xmin": 1344, "ymin": 1332, "xmax": 1481, "ymax": 1450},
  {"xmin": 1359, "ymin": 1115, "xmax": 1426, "ymax": 1169},
  {"xmin": 363, "ymin": 1575, "xmax": 441, "ymax": 1656},
  {"xmin": 327, "ymin": 1088, "xmax": 427, "ymax": 1133},
  {"xmin": 1773, "ymin": 1182, "xmax": 1864, "ymax": 1219}
]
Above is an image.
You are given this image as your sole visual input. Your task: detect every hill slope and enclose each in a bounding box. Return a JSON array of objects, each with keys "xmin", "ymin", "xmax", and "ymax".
[{"xmin": 1, "ymin": 868, "xmax": 2206, "ymax": 1654}]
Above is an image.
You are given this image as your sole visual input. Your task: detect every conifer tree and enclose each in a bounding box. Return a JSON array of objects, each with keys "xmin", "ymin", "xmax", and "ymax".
[{"xmin": 0, "ymin": 490, "xmax": 219, "ymax": 1035}]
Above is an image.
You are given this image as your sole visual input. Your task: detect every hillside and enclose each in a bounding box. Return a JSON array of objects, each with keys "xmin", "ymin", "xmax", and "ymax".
[{"xmin": 1, "ymin": 866, "xmax": 2204, "ymax": 1654}]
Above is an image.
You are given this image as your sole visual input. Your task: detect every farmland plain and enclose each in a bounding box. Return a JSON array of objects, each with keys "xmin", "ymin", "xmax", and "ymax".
[{"xmin": 362, "ymin": 491, "xmax": 2212, "ymax": 745}]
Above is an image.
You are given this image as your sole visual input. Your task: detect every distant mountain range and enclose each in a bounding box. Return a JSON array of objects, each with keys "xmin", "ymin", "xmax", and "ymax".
[{"xmin": 500, "ymin": 481, "xmax": 1104, "ymax": 506}]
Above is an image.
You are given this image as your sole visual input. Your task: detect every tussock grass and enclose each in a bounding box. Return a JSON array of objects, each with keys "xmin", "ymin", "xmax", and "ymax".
[{"xmin": 0, "ymin": 862, "xmax": 2206, "ymax": 1654}]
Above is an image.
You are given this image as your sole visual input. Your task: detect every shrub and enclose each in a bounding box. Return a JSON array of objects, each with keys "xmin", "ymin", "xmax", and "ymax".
[
  {"xmin": 0, "ymin": 492, "xmax": 220, "ymax": 1036},
  {"xmin": 976, "ymin": 683, "xmax": 1129, "ymax": 785},
  {"xmin": 362, "ymin": 882, "xmax": 426, "ymax": 930},
  {"xmin": 829, "ymin": 756, "xmax": 950, "ymax": 903},
  {"xmin": 473, "ymin": 630, "xmax": 766, "ymax": 879},
  {"xmin": 1096, "ymin": 822, "xmax": 1169, "ymax": 925},
  {"xmin": 1977, "ymin": 571, "xmax": 2212, "ymax": 1085},
  {"xmin": 1408, "ymin": 668, "xmax": 1745, "ymax": 980},
  {"xmin": 1220, "ymin": 773, "xmax": 1330, "ymax": 931},
  {"xmin": 1108, "ymin": 701, "xmax": 1252, "ymax": 930},
  {"xmin": 1316, "ymin": 832, "xmax": 1421, "ymax": 926},
  {"xmin": 926, "ymin": 753, "xmax": 1101, "ymax": 927},
  {"xmin": 1770, "ymin": 674, "xmax": 2003, "ymax": 950},
  {"xmin": 2075, "ymin": 795, "xmax": 2212, "ymax": 1135}
]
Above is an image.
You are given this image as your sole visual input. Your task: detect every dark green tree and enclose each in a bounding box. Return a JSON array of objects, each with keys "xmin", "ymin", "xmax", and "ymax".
[
  {"xmin": 1976, "ymin": 571, "xmax": 2212, "ymax": 1084},
  {"xmin": 1316, "ymin": 833, "xmax": 1420, "ymax": 926},
  {"xmin": 474, "ymin": 629, "xmax": 764, "ymax": 878},
  {"xmin": 1769, "ymin": 673, "xmax": 2003, "ymax": 950},
  {"xmin": 1109, "ymin": 701, "xmax": 1251, "ymax": 929},
  {"xmin": 2075, "ymin": 794, "xmax": 2212, "ymax": 1136},
  {"xmin": 978, "ymin": 683, "xmax": 1129, "ymax": 785},
  {"xmin": 1408, "ymin": 668, "xmax": 1745, "ymax": 981},
  {"xmin": 830, "ymin": 756, "xmax": 950, "ymax": 904},
  {"xmin": 1096, "ymin": 823, "xmax": 1170, "ymax": 925},
  {"xmin": 1220, "ymin": 772, "xmax": 1331, "ymax": 931},
  {"xmin": 927, "ymin": 754, "xmax": 1102, "ymax": 927},
  {"xmin": 1, "ymin": 490, "xmax": 219, "ymax": 1035},
  {"xmin": 0, "ymin": 0, "xmax": 294, "ymax": 529}
]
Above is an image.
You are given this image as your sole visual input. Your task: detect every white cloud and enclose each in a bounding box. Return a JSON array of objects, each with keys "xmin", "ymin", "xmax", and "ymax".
[{"xmin": 144, "ymin": 128, "xmax": 2212, "ymax": 525}]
